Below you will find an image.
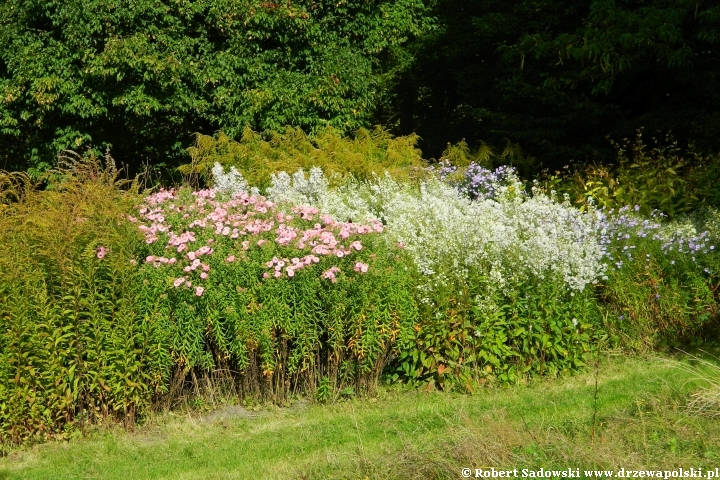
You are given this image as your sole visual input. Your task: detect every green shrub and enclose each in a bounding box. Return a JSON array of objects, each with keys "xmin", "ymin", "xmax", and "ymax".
[
  {"xmin": 178, "ymin": 126, "xmax": 427, "ymax": 189},
  {"xmin": 390, "ymin": 278, "xmax": 600, "ymax": 391},
  {"xmin": 546, "ymin": 130, "xmax": 720, "ymax": 218},
  {"xmin": 0, "ymin": 0, "xmax": 432, "ymax": 173}
]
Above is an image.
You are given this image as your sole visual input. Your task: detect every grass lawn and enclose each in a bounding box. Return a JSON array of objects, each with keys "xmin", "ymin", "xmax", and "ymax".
[{"xmin": 1, "ymin": 352, "xmax": 720, "ymax": 480}]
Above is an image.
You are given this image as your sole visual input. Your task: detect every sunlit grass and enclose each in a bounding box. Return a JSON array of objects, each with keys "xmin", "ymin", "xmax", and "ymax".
[{"xmin": 1, "ymin": 352, "xmax": 720, "ymax": 479}]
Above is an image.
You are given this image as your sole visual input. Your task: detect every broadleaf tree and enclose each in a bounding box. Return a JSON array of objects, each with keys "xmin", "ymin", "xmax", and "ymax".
[{"xmin": 0, "ymin": 0, "xmax": 433, "ymax": 173}]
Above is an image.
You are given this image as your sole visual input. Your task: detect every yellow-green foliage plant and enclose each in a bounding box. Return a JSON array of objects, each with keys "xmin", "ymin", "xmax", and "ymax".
[
  {"xmin": 558, "ymin": 130, "xmax": 720, "ymax": 218},
  {"xmin": 178, "ymin": 126, "xmax": 427, "ymax": 189},
  {"xmin": 440, "ymin": 138, "xmax": 537, "ymax": 175},
  {"xmin": 0, "ymin": 156, "xmax": 161, "ymax": 447}
]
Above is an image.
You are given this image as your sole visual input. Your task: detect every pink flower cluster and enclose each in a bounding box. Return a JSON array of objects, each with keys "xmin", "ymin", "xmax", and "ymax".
[
  {"xmin": 134, "ymin": 188, "xmax": 383, "ymax": 294},
  {"xmin": 292, "ymin": 205, "xmax": 319, "ymax": 220},
  {"xmin": 167, "ymin": 231, "xmax": 197, "ymax": 252},
  {"xmin": 145, "ymin": 255, "xmax": 177, "ymax": 268},
  {"xmin": 354, "ymin": 262, "xmax": 369, "ymax": 273},
  {"xmin": 183, "ymin": 259, "xmax": 210, "ymax": 277},
  {"xmin": 96, "ymin": 246, "xmax": 108, "ymax": 259},
  {"xmin": 264, "ymin": 255, "xmax": 321, "ymax": 278},
  {"xmin": 144, "ymin": 188, "xmax": 177, "ymax": 206}
]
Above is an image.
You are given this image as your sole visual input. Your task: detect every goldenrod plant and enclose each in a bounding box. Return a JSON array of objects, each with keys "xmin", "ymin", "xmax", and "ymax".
[{"xmin": 0, "ymin": 155, "xmax": 150, "ymax": 445}]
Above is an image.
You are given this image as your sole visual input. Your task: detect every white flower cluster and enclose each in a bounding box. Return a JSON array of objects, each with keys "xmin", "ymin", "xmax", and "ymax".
[
  {"xmin": 265, "ymin": 167, "xmax": 328, "ymax": 205},
  {"xmin": 266, "ymin": 169, "xmax": 607, "ymax": 301},
  {"xmin": 210, "ymin": 163, "xmax": 259, "ymax": 196}
]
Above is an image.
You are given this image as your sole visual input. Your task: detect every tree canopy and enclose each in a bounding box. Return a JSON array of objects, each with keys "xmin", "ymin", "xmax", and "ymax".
[
  {"xmin": 2, "ymin": 0, "xmax": 720, "ymax": 173},
  {"xmin": 0, "ymin": 0, "xmax": 432, "ymax": 173}
]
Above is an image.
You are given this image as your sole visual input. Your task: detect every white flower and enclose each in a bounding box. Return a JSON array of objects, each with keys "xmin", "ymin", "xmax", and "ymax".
[
  {"xmin": 211, "ymin": 163, "xmax": 259, "ymax": 196},
  {"xmin": 266, "ymin": 169, "xmax": 607, "ymax": 299}
]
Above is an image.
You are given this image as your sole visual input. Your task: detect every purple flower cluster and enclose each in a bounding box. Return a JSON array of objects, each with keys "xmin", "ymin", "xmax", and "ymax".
[
  {"xmin": 461, "ymin": 164, "xmax": 517, "ymax": 200},
  {"xmin": 435, "ymin": 159, "xmax": 458, "ymax": 178},
  {"xmin": 433, "ymin": 160, "xmax": 517, "ymax": 200},
  {"xmin": 591, "ymin": 205, "xmax": 715, "ymax": 270}
]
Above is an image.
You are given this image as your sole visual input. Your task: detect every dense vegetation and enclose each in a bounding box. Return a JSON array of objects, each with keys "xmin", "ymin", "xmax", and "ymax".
[
  {"xmin": 1, "ymin": 138, "xmax": 718, "ymax": 446},
  {"xmin": 1, "ymin": 0, "xmax": 719, "ymax": 455},
  {"xmin": 396, "ymin": 0, "xmax": 720, "ymax": 165}
]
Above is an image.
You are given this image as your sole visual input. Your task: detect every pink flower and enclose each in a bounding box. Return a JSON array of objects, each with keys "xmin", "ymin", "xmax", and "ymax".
[
  {"xmin": 187, "ymin": 251, "xmax": 196, "ymax": 260},
  {"xmin": 195, "ymin": 286, "xmax": 204, "ymax": 296},
  {"xmin": 129, "ymin": 259, "xmax": 137, "ymax": 265},
  {"xmin": 185, "ymin": 280, "xmax": 192, "ymax": 287},
  {"xmin": 242, "ymin": 241, "xmax": 250, "ymax": 250},
  {"xmin": 226, "ymin": 255, "xmax": 236, "ymax": 263},
  {"xmin": 354, "ymin": 262, "xmax": 369, "ymax": 273},
  {"xmin": 336, "ymin": 250, "xmax": 345, "ymax": 258},
  {"xmin": 322, "ymin": 266, "xmax": 341, "ymax": 282},
  {"xmin": 287, "ymin": 268, "xmax": 295, "ymax": 277},
  {"xmin": 202, "ymin": 264, "xmax": 210, "ymax": 272},
  {"xmin": 257, "ymin": 240, "xmax": 267, "ymax": 247},
  {"xmin": 350, "ymin": 241, "xmax": 362, "ymax": 251},
  {"xmin": 146, "ymin": 255, "xmax": 155, "ymax": 262},
  {"xmin": 173, "ymin": 277, "xmax": 185, "ymax": 287},
  {"xmin": 263, "ymin": 272, "xmax": 270, "ymax": 279},
  {"xmin": 200, "ymin": 272, "xmax": 208, "ymax": 279},
  {"xmin": 96, "ymin": 246, "xmax": 108, "ymax": 259},
  {"xmin": 168, "ymin": 258, "xmax": 177, "ymax": 264}
]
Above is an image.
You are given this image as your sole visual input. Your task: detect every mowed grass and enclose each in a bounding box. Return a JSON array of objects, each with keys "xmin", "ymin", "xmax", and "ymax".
[{"xmin": 2, "ymin": 352, "xmax": 720, "ymax": 480}]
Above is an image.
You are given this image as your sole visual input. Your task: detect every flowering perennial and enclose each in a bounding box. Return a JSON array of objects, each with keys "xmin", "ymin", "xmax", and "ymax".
[
  {"xmin": 589, "ymin": 205, "xmax": 715, "ymax": 269},
  {"xmin": 433, "ymin": 160, "xmax": 518, "ymax": 200},
  {"xmin": 135, "ymin": 187, "xmax": 383, "ymax": 294},
  {"xmin": 258, "ymin": 168, "xmax": 606, "ymax": 301}
]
